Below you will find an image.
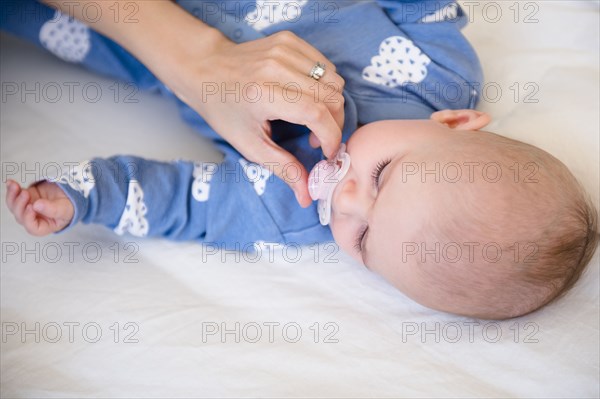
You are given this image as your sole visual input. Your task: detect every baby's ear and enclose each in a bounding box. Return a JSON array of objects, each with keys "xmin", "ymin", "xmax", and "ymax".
[{"xmin": 430, "ymin": 109, "xmax": 491, "ymax": 131}]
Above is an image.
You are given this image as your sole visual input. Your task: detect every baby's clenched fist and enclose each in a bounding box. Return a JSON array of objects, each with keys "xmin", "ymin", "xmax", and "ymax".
[{"xmin": 5, "ymin": 180, "xmax": 74, "ymax": 236}]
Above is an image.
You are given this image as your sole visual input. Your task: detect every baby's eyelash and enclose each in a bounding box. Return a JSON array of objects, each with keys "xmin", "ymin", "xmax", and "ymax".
[
  {"xmin": 371, "ymin": 158, "xmax": 392, "ymax": 189},
  {"xmin": 355, "ymin": 158, "xmax": 392, "ymax": 253},
  {"xmin": 354, "ymin": 225, "xmax": 368, "ymax": 253}
]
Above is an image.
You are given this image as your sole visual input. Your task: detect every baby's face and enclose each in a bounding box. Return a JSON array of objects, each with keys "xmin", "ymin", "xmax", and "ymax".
[
  {"xmin": 330, "ymin": 119, "xmax": 455, "ymax": 262},
  {"xmin": 328, "ymin": 116, "xmax": 491, "ymax": 309}
]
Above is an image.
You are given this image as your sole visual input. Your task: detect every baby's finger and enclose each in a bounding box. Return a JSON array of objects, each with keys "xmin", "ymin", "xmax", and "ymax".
[
  {"xmin": 23, "ymin": 204, "xmax": 53, "ymax": 236},
  {"xmin": 33, "ymin": 198, "xmax": 71, "ymax": 221},
  {"xmin": 12, "ymin": 190, "xmax": 31, "ymax": 224},
  {"xmin": 246, "ymin": 139, "xmax": 311, "ymax": 208},
  {"xmin": 23, "ymin": 204, "xmax": 41, "ymax": 235},
  {"xmin": 5, "ymin": 180, "xmax": 22, "ymax": 210}
]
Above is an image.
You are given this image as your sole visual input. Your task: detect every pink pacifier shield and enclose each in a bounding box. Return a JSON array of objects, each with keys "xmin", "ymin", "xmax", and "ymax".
[
  {"xmin": 308, "ymin": 143, "xmax": 351, "ymax": 226},
  {"xmin": 308, "ymin": 160, "xmax": 337, "ymax": 200}
]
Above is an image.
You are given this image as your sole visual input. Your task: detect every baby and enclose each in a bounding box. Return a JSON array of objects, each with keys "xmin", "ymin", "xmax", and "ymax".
[
  {"xmin": 5, "ymin": 112, "xmax": 599, "ymax": 319},
  {"xmin": 3, "ymin": 0, "xmax": 598, "ymax": 319}
]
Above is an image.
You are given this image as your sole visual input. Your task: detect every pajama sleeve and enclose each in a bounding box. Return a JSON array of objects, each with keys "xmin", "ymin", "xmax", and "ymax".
[
  {"xmin": 51, "ymin": 154, "xmax": 290, "ymax": 247},
  {"xmin": 1, "ymin": 0, "xmax": 161, "ymax": 91}
]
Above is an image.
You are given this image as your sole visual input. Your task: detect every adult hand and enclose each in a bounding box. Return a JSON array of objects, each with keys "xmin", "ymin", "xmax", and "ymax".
[
  {"xmin": 169, "ymin": 31, "xmax": 346, "ymax": 207},
  {"xmin": 41, "ymin": 1, "xmax": 345, "ymax": 207}
]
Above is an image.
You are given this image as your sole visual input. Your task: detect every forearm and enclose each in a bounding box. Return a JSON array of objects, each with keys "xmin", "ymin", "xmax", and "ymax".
[
  {"xmin": 39, "ymin": 0, "xmax": 229, "ymax": 92},
  {"xmin": 54, "ymin": 156, "xmax": 212, "ymax": 241},
  {"xmin": 52, "ymin": 153, "xmax": 291, "ymax": 247}
]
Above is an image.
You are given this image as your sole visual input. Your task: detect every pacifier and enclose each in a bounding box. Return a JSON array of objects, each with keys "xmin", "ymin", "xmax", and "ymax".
[{"xmin": 308, "ymin": 143, "xmax": 351, "ymax": 225}]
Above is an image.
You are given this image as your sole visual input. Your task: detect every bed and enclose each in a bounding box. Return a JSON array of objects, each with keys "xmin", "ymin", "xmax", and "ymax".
[{"xmin": 1, "ymin": 1, "xmax": 598, "ymax": 397}]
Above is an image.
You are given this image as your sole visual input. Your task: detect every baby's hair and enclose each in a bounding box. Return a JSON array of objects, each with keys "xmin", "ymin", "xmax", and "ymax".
[
  {"xmin": 539, "ymin": 171, "xmax": 598, "ymax": 305},
  {"xmin": 416, "ymin": 132, "xmax": 599, "ymax": 319}
]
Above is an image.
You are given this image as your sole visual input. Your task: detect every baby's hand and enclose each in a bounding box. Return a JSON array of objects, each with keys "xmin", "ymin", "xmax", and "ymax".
[{"xmin": 5, "ymin": 180, "xmax": 74, "ymax": 236}]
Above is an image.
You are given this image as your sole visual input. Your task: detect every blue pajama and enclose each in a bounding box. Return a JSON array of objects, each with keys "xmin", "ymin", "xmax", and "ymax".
[{"xmin": 1, "ymin": 0, "xmax": 483, "ymax": 247}]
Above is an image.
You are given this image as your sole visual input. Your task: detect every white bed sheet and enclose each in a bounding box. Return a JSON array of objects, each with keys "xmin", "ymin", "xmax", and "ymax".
[{"xmin": 1, "ymin": 1, "xmax": 599, "ymax": 397}]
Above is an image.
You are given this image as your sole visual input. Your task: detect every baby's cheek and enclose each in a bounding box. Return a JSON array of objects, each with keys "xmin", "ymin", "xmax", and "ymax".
[
  {"xmin": 329, "ymin": 218, "xmax": 364, "ymax": 264},
  {"xmin": 369, "ymin": 243, "xmax": 423, "ymax": 297}
]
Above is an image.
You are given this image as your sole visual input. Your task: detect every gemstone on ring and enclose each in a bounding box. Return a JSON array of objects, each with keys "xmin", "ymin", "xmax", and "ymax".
[{"xmin": 309, "ymin": 62, "xmax": 326, "ymax": 81}]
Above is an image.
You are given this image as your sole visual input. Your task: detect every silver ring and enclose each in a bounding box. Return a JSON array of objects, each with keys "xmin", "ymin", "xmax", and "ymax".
[{"xmin": 309, "ymin": 62, "xmax": 326, "ymax": 81}]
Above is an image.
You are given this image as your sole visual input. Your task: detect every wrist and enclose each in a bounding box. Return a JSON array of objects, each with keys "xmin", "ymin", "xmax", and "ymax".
[
  {"xmin": 118, "ymin": 2, "xmax": 231, "ymax": 91},
  {"xmin": 51, "ymin": 182, "xmax": 82, "ymax": 232},
  {"xmin": 158, "ymin": 28, "xmax": 232, "ymax": 93}
]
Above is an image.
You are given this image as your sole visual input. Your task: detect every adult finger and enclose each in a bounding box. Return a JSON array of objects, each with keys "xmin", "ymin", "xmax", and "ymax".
[
  {"xmin": 272, "ymin": 46, "xmax": 345, "ymax": 94},
  {"xmin": 261, "ymin": 57, "xmax": 345, "ymax": 131},
  {"xmin": 268, "ymin": 31, "xmax": 345, "ymax": 93},
  {"xmin": 308, "ymin": 132, "xmax": 320, "ymax": 149},
  {"xmin": 245, "ymin": 137, "xmax": 311, "ymax": 208},
  {"xmin": 264, "ymin": 91, "xmax": 342, "ymax": 159}
]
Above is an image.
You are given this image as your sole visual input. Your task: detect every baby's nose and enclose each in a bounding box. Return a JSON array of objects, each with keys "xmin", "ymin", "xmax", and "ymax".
[{"xmin": 334, "ymin": 178, "xmax": 370, "ymax": 220}]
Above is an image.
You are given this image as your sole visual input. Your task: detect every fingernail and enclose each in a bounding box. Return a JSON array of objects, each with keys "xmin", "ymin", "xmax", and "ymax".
[
  {"xmin": 294, "ymin": 190, "xmax": 309, "ymax": 207},
  {"xmin": 328, "ymin": 146, "xmax": 339, "ymax": 159},
  {"xmin": 294, "ymin": 190, "xmax": 302, "ymax": 205},
  {"xmin": 33, "ymin": 201, "xmax": 43, "ymax": 212}
]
